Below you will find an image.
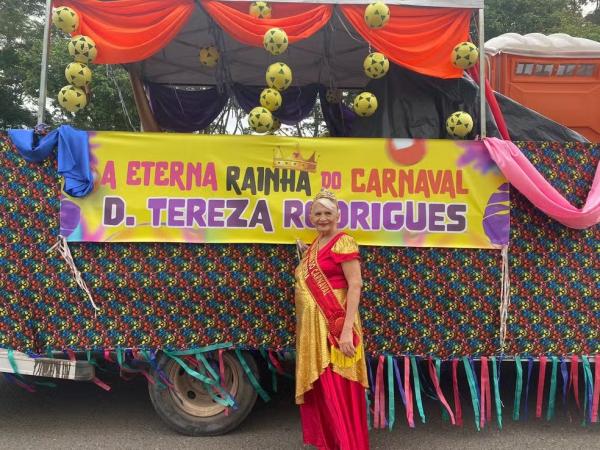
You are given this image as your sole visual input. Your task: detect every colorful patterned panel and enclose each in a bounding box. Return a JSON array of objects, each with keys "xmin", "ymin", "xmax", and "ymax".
[{"xmin": 0, "ymin": 133, "xmax": 598, "ymax": 357}]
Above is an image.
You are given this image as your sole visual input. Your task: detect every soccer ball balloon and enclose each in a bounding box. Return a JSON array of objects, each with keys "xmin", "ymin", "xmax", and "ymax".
[
  {"xmin": 52, "ymin": 6, "xmax": 79, "ymax": 33},
  {"xmin": 259, "ymin": 88, "xmax": 282, "ymax": 112},
  {"xmin": 248, "ymin": 107, "xmax": 274, "ymax": 133},
  {"xmin": 65, "ymin": 62, "xmax": 92, "ymax": 87},
  {"xmin": 249, "ymin": 1, "xmax": 271, "ymax": 19},
  {"xmin": 68, "ymin": 35, "xmax": 97, "ymax": 63},
  {"xmin": 363, "ymin": 52, "xmax": 389, "ymax": 79},
  {"xmin": 446, "ymin": 111, "xmax": 474, "ymax": 138},
  {"xmin": 58, "ymin": 85, "xmax": 87, "ymax": 113},
  {"xmin": 364, "ymin": 2, "xmax": 390, "ymax": 29},
  {"xmin": 353, "ymin": 92, "xmax": 378, "ymax": 117},
  {"xmin": 451, "ymin": 41, "xmax": 479, "ymax": 70},
  {"xmin": 263, "ymin": 28, "xmax": 288, "ymax": 56},
  {"xmin": 199, "ymin": 46, "xmax": 219, "ymax": 68},
  {"xmin": 325, "ymin": 88, "xmax": 342, "ymax": 104},
  {"xmin": 266, "ymin": 62, "xmax": 292, "ymax": 91},
  {"xmin": 270, "ymin": 116, "xmax": 281, "ymax": 132}
]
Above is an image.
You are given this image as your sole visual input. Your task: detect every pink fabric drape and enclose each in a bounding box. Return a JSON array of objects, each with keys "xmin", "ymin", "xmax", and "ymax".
[
  {"xmin": 483, "ymin": 137, "xmax": 600, "ymax": 229},
  {"xmin": 300, "ymin": 367, "xmax": 369, "ymax": 450}
]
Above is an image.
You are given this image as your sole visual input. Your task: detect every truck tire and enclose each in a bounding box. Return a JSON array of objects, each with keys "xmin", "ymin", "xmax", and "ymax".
[{"xmin": 148, "ymin": 350, "xmax": 258, "ymax": 436}]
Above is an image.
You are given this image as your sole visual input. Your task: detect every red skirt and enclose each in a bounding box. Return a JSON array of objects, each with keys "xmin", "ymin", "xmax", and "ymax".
[{"xmin": 299, "ymin": 367, "xmax": 370, "ymax": 450}]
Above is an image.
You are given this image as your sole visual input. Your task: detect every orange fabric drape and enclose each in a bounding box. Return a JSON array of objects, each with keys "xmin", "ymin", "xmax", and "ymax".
[
  {"xmin": 200, "ymin": 1, "xmax": 333, "ymax": 47},
  {"xmin": 56, "ymin": 0, "xmax": 195, "ymax": 64},
  {"xmin": 341, "ymin": 5, "xmax": 471, "ymax": 79}
]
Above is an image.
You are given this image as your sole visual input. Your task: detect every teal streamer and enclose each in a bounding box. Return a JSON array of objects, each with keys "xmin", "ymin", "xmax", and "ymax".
[
  {"xmin": 410, "ymin": 356, "xmax": 426, "ymax": 423},
  {"xmin": 195, "ymin": 352, "xmax": 228, "ymax": 405},
  {"xmin": 387, "ymin": 355, "xmax": 395, "ymax": 430},
  {"xmin": 46, "ymin": 348, "xmax": 53, "ymax": 358},
  {"xmin": 163, "ymin": 350, "xmax": 234, "ymax": 407},
  {"xmin": 547, "ymin": 356, "xmax": 558, "ymax": 421},
  {"xmin": 513, "ymin": 356, "xmax": 523, "ymax": 421},
  {"xmin": 491, "ymin": 356, "xmax": 502, "ymax": 429},
  {"xmin": 462, "ymin": 356, "xmax": 481, "ymax": 431},
  {"xmin": 168, "ymin": 342, "xmax": 233, "ymax": 356},
  {"xmin": 7, "ymin": 349, "xmax": 21, "ymax": 378},
  {"xmin": 435, "ymin": 358, "xmax": 449, "ymax": 422},
  {"xmin": 235, "ymin": 349, "xmax": 270, "ymax": 402},
  {"xmin": 582, "ymin": 356, "xmax": 593, "ymax": 425}
]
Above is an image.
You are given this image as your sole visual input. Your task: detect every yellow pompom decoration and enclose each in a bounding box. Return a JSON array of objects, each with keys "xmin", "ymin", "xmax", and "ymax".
[
  {"xmin": 58, "ymin": 85, "xmax": 87, "ymax": 113},
  {"xmin": 199, "ymin": 46, "xmax": 220, "ymax": 68},
  {"xmin": 65, "ymin": 62, "xmax": 92, "ymax": 88},
  {"xmin": 266, "ymin": 62, "xmax": 293, "ymax": 91},
  {"xmin": 364, "ymin": 2, "xmax": 390, "ymax": 29},
  {"xmin": 363, "ymin": 52, "xmax": 389, "ymax": 79},
  {"xmin": 259, "ymin": 88, "xmax": 282, "ymax": 112},
  {"xmin": 451, "ymin": 41, "xmax": 479, "ymax": 70},
  {"xmin": 248, "ymin": 106, "xmax": 274, "ymax": 133},
  {"xmin": 249, "ymin": 1, "xmax": 271, "ymax": 19},
  {"xmin": 52, "ymin": 6, "xmax": 79, "ymax": 33},
  {"xmin": 263, "ymin": 28, "xmax": 288, "ymax": 56},
  {"xmin": 270, "ymin": 116, "xmax": 281, "ymax": 132},
  {"xmin": 353, "ymin": 91, "xmax": 378, "ymax": 117},
  {"xmin": 446, "ymin": 111, "xmax": 474, "ymax": 138},
  {"xmin": 68, "ymin": 35, "xmax": 97, "ymax": 63},
  {"xmin": 325, "ymin": 88, "xmax": 342, "ymax": 104}
]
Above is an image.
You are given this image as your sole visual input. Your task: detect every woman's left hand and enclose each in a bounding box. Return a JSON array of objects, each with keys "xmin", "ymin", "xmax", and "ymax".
[{"xmin": 338, "ymin": 329, "xmax": 355, "ymax": 358}]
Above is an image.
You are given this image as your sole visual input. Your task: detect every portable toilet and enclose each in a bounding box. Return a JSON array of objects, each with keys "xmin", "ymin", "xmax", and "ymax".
[{"xmin": 485, "ymin": 33, "xmax": 600, "ymax": 141}]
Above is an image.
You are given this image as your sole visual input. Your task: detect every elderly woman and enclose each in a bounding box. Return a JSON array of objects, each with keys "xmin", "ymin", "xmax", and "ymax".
[{"xmin": 294, "ymin": 189, "xmax": 369, "ymax": 450}]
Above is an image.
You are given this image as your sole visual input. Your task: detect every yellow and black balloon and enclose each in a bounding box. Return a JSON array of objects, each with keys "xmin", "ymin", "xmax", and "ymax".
[
  {"xmin": 446, "ymin": 111, "xmax": 474, "ymax": 138},
  {"xmin": 199, "ymin": 46, "xmax": 220, "ymax": 68},
  {"xmin": 52, "ymin": 6, "xmax": 79, "ymax": 33},
  {"xmin": 266, "ymin": 62, "xmax": 293, "ymax": 91},
  {"xmin": 249, "ymin": 1, "xmax": 271, "ymax": 19},
  {"xmin": 353, "ymin": 92, "xmax": 378, "ymax": 117},
  {"xmin": 58, "ymin": 85, "xmax": 88, "ymax": 113},
  {"xmin": 364, "ymin": 2, "xmax": 390, "ymax": 29},
  {"xmin": 248, "ymin": 106, "xmax": 274, "ymax": 133},
  {"xmin": 451, "ymin": 41, "xmax": 479, "ymax": 70}
]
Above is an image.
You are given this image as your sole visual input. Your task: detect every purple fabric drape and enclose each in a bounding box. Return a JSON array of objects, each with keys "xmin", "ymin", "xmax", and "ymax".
[
  {"xmin": 145, "ymin": 81, "xmax": 355, "ymax": 135},
  {"xmin": 233, "ymin": 83, "xmax": 318, "ymax": 125},
  {"xmin": 318, "ymin": 87, "xmax": 356, "ymax": 137},
  {"xmin": 146, "ymin": 82, "xmax": 228, "ymax": 132}
]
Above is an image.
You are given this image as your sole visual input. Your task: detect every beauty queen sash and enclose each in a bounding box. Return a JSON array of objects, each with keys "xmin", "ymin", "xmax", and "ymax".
[{"xmin": 301, "ymin": 237, "xmax": 361, "ymax": 368}]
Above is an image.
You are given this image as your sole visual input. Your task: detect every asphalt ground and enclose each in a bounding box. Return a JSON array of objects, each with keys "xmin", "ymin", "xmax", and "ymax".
[{"xmin": 0, "ymin": 363, "xmax": 599, "ymax": 450}]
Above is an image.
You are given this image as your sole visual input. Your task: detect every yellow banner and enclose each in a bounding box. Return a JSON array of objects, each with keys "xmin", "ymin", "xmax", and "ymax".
[{"xmin": 62, "ymin": 132, "xmax": 509, "ymax": 248}]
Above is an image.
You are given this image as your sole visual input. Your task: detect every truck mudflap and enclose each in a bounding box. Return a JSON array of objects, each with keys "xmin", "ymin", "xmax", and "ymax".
[{"xmin": 0, "ymin": 349, "xmax": 95, "ymax": 381}]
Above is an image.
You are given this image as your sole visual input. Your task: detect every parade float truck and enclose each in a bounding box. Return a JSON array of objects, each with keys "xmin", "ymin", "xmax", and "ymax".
[{"xmin": 1, "ymin": 0, "xmax": 599, "ymax": 437}]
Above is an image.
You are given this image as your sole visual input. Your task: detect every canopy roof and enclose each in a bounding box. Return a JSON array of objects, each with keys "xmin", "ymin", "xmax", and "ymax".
[
  {"xmin": 217, "ymin": 0, "xmax": 484, "ymax": 6},
  {"xmin": 60, "ymin": 0, "xmax": 474, "ymax": 89},
  {"xmin": 485, "ymin": 33, "xmax": 600, "ymax": 59}
]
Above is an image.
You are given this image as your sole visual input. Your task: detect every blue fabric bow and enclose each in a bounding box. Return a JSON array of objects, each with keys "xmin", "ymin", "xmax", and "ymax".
[{"xmin": 8, "ymin": 125, "xmax": 93, "ymax": 198}]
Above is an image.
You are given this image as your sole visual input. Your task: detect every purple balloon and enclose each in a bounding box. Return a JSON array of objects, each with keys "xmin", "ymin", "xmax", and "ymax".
[
  {"xmin": 483, "ymin": 183, "xmax": 510, "ymax": 245},
  {"xmin": 60, "ymin": 198, "xmax": 81, "ymax": 237}
]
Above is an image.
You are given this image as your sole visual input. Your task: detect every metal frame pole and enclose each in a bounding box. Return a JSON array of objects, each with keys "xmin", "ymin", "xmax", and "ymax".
[
  {"xmin": 37, "ymin": 0, "xmax": 53, "ymax": 125},
  {"xmin": 478, "ymin": 8, "xmax": 486, "ymax": 138}
]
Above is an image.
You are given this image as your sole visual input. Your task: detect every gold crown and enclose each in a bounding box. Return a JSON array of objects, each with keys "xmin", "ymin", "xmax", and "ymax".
[
  {"xmin": 273, "ymin": 146, "xmax": 317, "ymax": 173},
  {"xmin": 314, "ymin": 188, "xmax": 337, "ymax": 203}
]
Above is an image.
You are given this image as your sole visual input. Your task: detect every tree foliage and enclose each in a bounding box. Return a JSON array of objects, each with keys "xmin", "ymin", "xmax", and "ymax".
[
  {"xmin": 485, "ymin": 0, "xmax": 600, "ymax": 41},
  {"xmin": 0, "ymin": 0, "xmax": 139, "ymax": 130}
]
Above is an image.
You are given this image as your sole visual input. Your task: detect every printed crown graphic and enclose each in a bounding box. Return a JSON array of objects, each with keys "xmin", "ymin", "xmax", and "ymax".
[{"xmin": 273, "ymin": 146, "xmax": 317, "ymax": 173}]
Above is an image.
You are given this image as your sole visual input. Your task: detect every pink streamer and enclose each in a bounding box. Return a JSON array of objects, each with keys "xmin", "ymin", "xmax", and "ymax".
[
  {"xmin": 374, "ymin": 355, "xmax": 386, "ymax": 429},
  {"xmin": 219, "ymin": 349, "xmax": 229, "ymax": 416},
  {"xmin": 592, "ymin": 356, "xmax": 600, "ymax": 423},
  {"xmin": 482, "ymin": 138, "xmax": 600, "ymax": 229},
  {"xmin": 427, "ymin": 358, "xmax": 456, "ymax": 425},
  {"xmin": 404, "ymin": 356, "xmax": 414, "ymax": 428},
  {"xmin": 452, "ymin": 358, "xmax": 463, "ymax": 426},
  {"xmin": 536, "ymin": 356, "xmax": 548, "ymax": 418},
  {"xmin": 480, "ymin": 356, "xmax": 491, "ymax": 429}
]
